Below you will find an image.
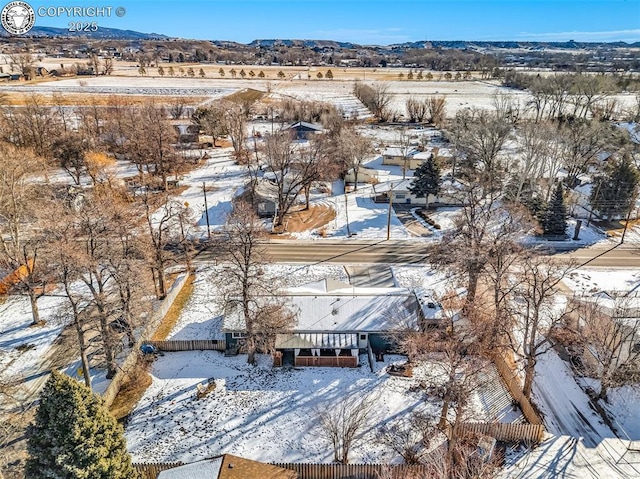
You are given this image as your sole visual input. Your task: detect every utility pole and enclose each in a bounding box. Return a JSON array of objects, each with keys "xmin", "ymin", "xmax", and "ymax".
[
  {"xmin": 345, "ymin": 194, "xmax": 351, "ymax": 237},
  {"xmin": 620, "ymin": 202, "xmax": 635, "ymax": 244},
  {"xmin": 202, "ymin": 182, "xmax": 211, "ymax": 240},
  {"xmin": 386, "ymin": 182, "xmax": 394, "ymax": 241},
  {"xmin": 587, "ymin": 181, "xmax": 602, "ymax": 227}
]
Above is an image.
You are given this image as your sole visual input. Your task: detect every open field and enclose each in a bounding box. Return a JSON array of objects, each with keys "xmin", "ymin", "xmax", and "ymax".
[{"xmin": 3, "ymin": 63, "xmax": 637, "ymax": 118}]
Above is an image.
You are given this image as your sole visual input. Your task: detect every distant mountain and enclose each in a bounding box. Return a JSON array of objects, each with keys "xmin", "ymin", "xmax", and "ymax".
[
  {"xmin": 248, "ymin": 38, "xmax": 640, "ymax": 50},
  {"xmin": 1, "ymin": 25, "xmax": 169, "ymax": 40},
  {"xmin": 250, "ymin": 39, "xmax": 359, "ymax": 49},
  {"xmin": 391, "ymin": 40, "xmax": 640, "ymax": 49}
]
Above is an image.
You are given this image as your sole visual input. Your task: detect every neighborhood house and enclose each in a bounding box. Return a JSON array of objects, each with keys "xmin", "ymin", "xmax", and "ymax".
[{"xmin": 222, "ymin": 279, "xmax": 422, "ymax": 367}]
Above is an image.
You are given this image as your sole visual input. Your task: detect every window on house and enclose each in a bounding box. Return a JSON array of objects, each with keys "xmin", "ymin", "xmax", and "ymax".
[
  {"xmin": 396, "ymin": 194, "xmax": 405, "ymax": 199},
  {"xmin": 360, "ymin": 334, "xmax": 367, "ymax": 341},
  {"xmin": 231, "ymin": 332, "xmax": 246, "ymax": 339}
]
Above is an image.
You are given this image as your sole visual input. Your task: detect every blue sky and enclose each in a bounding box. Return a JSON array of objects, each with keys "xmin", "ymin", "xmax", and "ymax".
[{"xmin": 25, "ymin": 0, "xmax": 640, "ymax": 44}]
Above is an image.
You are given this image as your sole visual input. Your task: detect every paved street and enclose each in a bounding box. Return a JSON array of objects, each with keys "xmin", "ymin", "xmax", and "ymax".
[{"xmin": 197, "ymin": 240, "xmax": 640, "ymax": 268}]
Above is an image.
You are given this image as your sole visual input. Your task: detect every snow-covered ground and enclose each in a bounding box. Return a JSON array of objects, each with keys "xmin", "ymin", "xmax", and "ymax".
[
  {"xmin": 503, "ymin": 434, "xmax": 640, "ymax": 479},
  {"xmin": 0, "ymin": 293, "xmax": 69, "ymax": 405},
  {"xmin": 125, "ymin": 350, "xmax": 515, "ymax": 464},
  {"xmin": 532, "ymin": 349, "xmax": 616, "ymax": 448},
  {"xmin": 392, "ymin": 265, "xmax": 458, "ymax": 296},
  {"xmin": 300, "ymin": 192, "xmax": 411, "ymax": 240},
  {"xmin": 563, "ymin": 268, "xmax": 640, "ymax": 296},
  {"xmin": 168, "ymin": 264, "xmax": 349, "ymax": 340},
  {"xmin": 125, "ymin": 351, "xmax": 435, "ymax": 463},
  {"xmin": 606, "ymin": 385, "xmax": 640, "ymax": 440}
]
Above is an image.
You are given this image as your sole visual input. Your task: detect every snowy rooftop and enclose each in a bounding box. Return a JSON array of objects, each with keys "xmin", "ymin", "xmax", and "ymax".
[
  {"xmin": 382, "ymin": 147, "xmax": 418, "ymax": 157},
  {"xmin": 223, "ymin": 281, "xmax": 420, "ymax": 332},
  {"xmin": 157, "ymin": 457, "xmax": 222, "ymax": 479}
]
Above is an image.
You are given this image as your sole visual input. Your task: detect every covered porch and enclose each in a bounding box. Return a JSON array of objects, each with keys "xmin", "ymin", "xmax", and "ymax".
[{"xmin": 274, "ymin": 333, "xmax": 360, "ymax": 368}]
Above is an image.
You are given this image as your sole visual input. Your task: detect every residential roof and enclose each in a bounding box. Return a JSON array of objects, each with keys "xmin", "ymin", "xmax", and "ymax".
[
  {"xmin": 382, "ymin": 147, "xmax": 418, "ymax": 157},
  {"xmin": 157, "ymin": 455, "xmax": 296, "ymax": 479},
  {"xmin": 157, "ymin": 458, "xmax": 223, "ymax": 479},
  {"xmin": 219, "ymin": 455, "xmax": 296, "ymax": 479},
  {"xmin": 223, "ymin": 285, "xmax": 420, "ymax": 333},
  {"xmin": 275, "ymin": 332, "xmax": 359, "ymax": 349},
  {"xmin": 284, "ymin": 120, "xmax": 323, "ymax": 132}
]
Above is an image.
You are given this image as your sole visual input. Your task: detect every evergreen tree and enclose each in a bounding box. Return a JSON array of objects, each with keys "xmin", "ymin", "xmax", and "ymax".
[
  {"xmin": 409, "ymin": 154, "xmax": 441, "ymax": 210},
  {"xmin": 26, "ymin": 371, "xmax": 138, "ymax": 479},
  {"xmin": 542, "ymin": 182, "xmax": 567, "ymax": 236},
  {"xmin": 590, "ymin": 155, "xmax": 640, "ymax": 219}
]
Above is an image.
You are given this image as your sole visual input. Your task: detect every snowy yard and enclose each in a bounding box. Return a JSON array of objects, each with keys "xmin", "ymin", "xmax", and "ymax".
[
  {"xmin": 0, "ymin": 293, "xmax": 70, "ymax": 405},
  {"xmin": 125, "ymin": 351, "xmax": 514, "ymax": 464},
  {"xmin": 168, "ymin": 264, "xmax": 349, "ymax": 340},
  {"xmin": 125, "ymin": 352, "xmax": 434, "ymax": 463},
  {"xmin": 563, "ymin": 268, "xmax": 640, "ymax": 296}
]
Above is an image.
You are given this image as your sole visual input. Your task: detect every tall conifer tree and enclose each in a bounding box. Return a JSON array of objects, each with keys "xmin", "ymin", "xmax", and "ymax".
[
  {"xmin": 26, "ymin": 371, "xmax": 137, "ymax": 479},
  {"xmin": 409, "ymin": 154, "xmax": 441, "ymax": 210}
]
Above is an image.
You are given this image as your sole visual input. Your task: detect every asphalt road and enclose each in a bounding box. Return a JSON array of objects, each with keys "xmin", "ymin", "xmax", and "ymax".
[{"xmin": 197, "ymin": 239, "xmax": 640, "ymax": 268}]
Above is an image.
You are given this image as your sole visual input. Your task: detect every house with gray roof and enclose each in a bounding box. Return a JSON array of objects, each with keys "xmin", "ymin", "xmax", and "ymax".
[{"xmin": 222, "ymin": 279, "xmax": 423, "ymax": 367}]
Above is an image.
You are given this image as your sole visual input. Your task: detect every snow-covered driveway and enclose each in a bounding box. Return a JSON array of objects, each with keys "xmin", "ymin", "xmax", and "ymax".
[{"xmin": 532, "ymin": 349, "xmax": 616, "ymax": 448}]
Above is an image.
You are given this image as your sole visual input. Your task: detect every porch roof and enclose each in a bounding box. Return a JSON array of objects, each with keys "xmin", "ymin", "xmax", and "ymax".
[{"xmin": 275, "ymin": 333, "xmax": 359, "ymax": 350}]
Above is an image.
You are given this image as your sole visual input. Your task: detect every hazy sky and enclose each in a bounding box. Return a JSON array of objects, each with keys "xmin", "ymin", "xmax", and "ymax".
[{"xmin": 24, "ymin": 0, "xmax": 640, "ymax": 44}]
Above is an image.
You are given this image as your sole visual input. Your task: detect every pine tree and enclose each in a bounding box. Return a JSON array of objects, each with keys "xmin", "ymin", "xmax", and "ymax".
[
  {"xmin": 409, "ymin": 154, "xmax": 441, "ymax": 210},
  {"xmin": 26, "ymin": 371, "xmax": 138, "ymax": 479},
  {"xmin": 590, "ymin": 155, "xmax": 640, "ymax": 219},
  {"xmin": 542, "ymin": 182, "xmax": 567, "ymax": 236}
]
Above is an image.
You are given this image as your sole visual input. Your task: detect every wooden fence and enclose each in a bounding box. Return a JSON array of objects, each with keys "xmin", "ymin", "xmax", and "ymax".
[
  {"xmin": 455, "ymin": 422, "xmax": 545, "ymax": 443},
  {"xmin": 102, "ymin": 274, "xmax": 190, "ymax": 407},
  {"xmin": 491, "ymin": 352, "xmax": 544, "ymax": 426},
  {"xmin": 143, "ymin": 339, "xmax": 226, "ymax": 352},
  {"xmin": 134, "ymin": 462, "xmax": 429, "ymax": 479},
  {"xmin": 134, "ymin": 462, "xmax": 183, "ymax": 479},
  {"xmin": 273, "ymin": 463, "xmax": 429, "ymax": 479},
  {"xmin": 295, "ymin": 356, "xmax": 358, "ymax": 368}
]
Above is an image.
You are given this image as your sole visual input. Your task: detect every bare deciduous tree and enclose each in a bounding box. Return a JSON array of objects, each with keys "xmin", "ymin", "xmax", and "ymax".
[
  {"xmin": 51, "ymin": 132, "xmax": 89, "ymax": 185},
  {"xmin": 559, "ymin": 119, "xmax": 611, "ymax": 188},
  {"xmin": 453, "ymin": 109, "xmax": 511, "ymax": 194},
  {"xmin": 316, "ymin": 391, "xmax": 377, "ymax": 464},
  {"xmin": 335, "ymin": 128, "xmax": 374, "ymax": 191},
  {"xmin": 353, "ymin": 82, "xmax": 392, "ymax": 121},
  {"xmin": 261, "ymin": 130, "xmax": 322, "ymax": 226},
  {"xmin": 510, "ymin": 255, "xmax": 573, "ymax": 399},
  {"xmin": 215, "ymin": 201, "xmax": 296, "ymax": 364},
  {"xmin": 0, "ymin": 143, "xmax": 48, "ymax": 325},
  {"xmin": 427, "ymin": 96, "xmax": 446, "ymax": 127},
  {"xmin": 406, "ymin": 96, "xmax": 429, "ymax": 123},
  {"xmin": 378, "ymin": 412, "xmax": 436, "ymax": 464},
  {"xmin": 8, "ymin": 52, "xmax": 36, "ymax": 80},
  {"xmin": 566, "ymin": 298, "xmax": 640, "ymax": 402},
  {"xmin": 223, "ymin": 100, "xmax": 248, "ymax": 159}
]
